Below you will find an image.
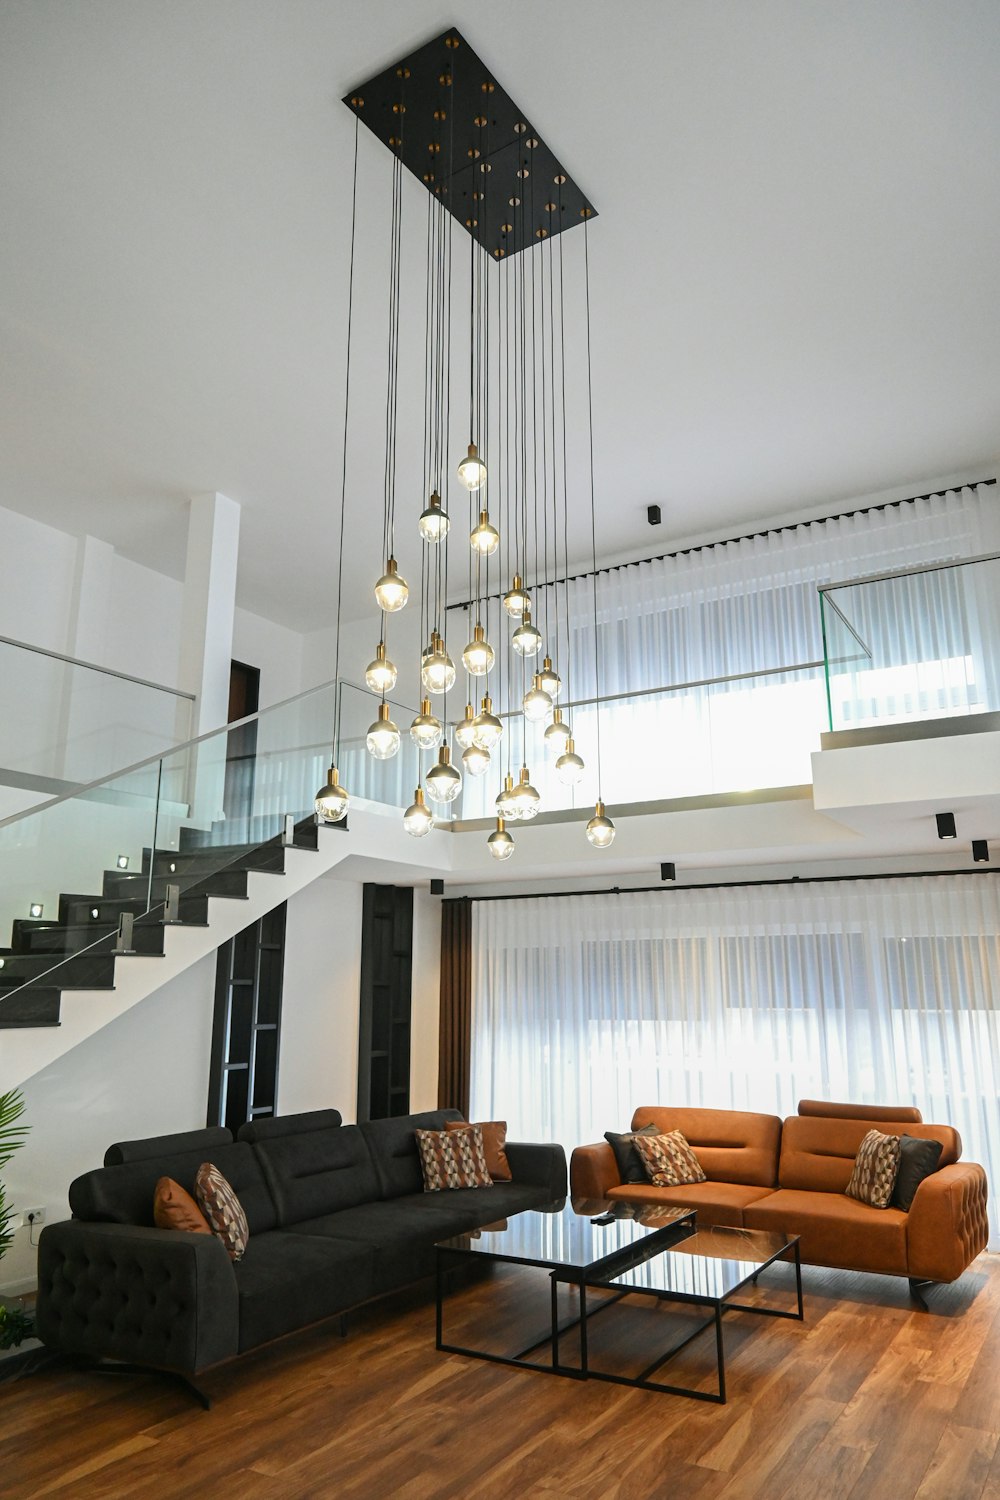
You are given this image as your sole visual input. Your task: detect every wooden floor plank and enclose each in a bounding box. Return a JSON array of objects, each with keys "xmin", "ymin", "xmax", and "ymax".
[{"xmin": 0, "ymin": 1252, "xmax": 996, "ymax": 1500}]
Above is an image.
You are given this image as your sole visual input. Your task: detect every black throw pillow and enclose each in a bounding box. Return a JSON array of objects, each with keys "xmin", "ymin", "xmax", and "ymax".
[
  {"xmin": 891, "ymin": 1134, "xmax": 943, "ymax": 1211},
  {"xmin": 605, "ymin": 1124, "xmax": 660, "ymax": 1184}
]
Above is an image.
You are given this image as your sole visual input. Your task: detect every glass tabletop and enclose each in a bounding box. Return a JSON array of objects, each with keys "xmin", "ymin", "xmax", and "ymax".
[
  {"xmin": 435, "ymin": 1198, "xmax": 695, "ymax": 1273},
  {"xmin": 604, "ymin": 1225, "xmax": 798, "ymax": 1301}
]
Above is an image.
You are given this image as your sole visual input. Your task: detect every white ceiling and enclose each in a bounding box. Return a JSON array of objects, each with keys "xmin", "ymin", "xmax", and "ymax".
[{"xmin": 2, "ymin": 1, "xmax": 999, "ymax": 634}]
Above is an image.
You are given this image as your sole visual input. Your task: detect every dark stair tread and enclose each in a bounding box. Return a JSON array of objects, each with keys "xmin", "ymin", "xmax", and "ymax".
[
  {"xmin": 14, "ymin": 924, "xmax": 169, "ymax": 957},
  {"xmin": 60, "ymin": 894, "xmax": 213, "ymax": 926}
]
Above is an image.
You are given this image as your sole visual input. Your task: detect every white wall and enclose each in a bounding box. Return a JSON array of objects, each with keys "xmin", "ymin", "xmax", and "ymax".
[
  {"xmin": 0, "ymin": 953, "xmax": 217, "ymax": 1295},
  {"xmin": 277, "ymin": 874, "xmax": 364, "ymax": 1122}
]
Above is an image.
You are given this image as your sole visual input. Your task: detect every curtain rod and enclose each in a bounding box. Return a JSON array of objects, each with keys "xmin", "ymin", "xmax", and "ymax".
[
  {"xmin": 446, "ymin": 477, "xmax": 997, "ymax": 613},
  {"xmin": 449, "ymin": 865, "xmax": 1000, "ymax": 904}
]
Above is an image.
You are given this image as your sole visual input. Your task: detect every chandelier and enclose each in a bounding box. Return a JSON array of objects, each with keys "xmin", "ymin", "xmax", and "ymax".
[{"xmin": 317, "ymin": 28, "xmax": 615, "ymax": 859}]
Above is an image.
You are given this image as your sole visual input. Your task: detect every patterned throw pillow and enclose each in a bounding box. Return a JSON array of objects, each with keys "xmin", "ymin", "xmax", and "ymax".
[
  {"xmin": 632, "ymin": 1130, "xmax": 707, "ymax": 1187},
  {"xmin": 194, "ymin": 1162, "xmax": 250, "ymax": 1261},
  {"xmin": 445, "ymin": 1119, "xmax": 513, "ymax": 1181},
  {"xmin": 416, "ymin": 1126, "xmax": 493, "ymax": 1191},
  {"xmin": 153, "ymin": 1176, "xmax": 211, "ymax": 1235},
  {"xmin": 845, "ymin": 1129, "xmax": 902, "ymax": 1209}
]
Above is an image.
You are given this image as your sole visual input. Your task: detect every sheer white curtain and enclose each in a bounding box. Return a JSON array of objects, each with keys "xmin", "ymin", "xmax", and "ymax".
[
  {"xmin": 456, "ymin": 483, "xmax": 1000, "ymax": 815},
  {"xmin": 471, "ymin": 874, "xmax": 1000, "ymax": 1246}
]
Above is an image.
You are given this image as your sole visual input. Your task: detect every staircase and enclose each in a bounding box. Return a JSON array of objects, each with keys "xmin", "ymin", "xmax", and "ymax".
[{"xmin": 0, "ymin": 815, "xmax": 335, "ymax": 1030}]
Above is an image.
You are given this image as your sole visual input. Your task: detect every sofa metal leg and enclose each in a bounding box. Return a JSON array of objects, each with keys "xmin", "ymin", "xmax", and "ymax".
[{"xmin": 908, "ymin": 1277, "xmax": 934, "ymax": 1310}]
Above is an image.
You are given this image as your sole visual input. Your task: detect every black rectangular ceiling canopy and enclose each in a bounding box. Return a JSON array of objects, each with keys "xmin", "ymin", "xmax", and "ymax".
[{"xmin": 343, "ymin": 27, "xmax": 596, "ymax": 260}]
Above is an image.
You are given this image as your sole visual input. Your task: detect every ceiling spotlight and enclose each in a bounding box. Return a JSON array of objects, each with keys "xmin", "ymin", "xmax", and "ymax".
[
  {"xmin": 647, "ymin": 504, "xmax": 662, "ymax": 526},
  {"xmin": 936, "ymin": 812, "xmax": 957, "ymax": 840},
  {"xmin": 660, "ymin": 862, "xmax": 676, "ymax": 882},
  {"xmin": 972, "ymin": 839, "xmax": 990, "ymax": 863}
]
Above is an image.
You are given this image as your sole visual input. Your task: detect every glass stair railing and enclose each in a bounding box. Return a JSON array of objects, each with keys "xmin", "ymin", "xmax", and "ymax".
[{"xmin": 0, "ymin": 677, "xmax": 425, "ymax": 1029}]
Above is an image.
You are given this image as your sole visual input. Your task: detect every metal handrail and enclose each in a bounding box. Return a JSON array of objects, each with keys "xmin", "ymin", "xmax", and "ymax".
[
  {"xmin": 0, "ymin": 633, "xmax": 196, "ymax": 699},
  {"xmin": 817, "ymin": 548, "xmax": 1000, "ymax": 596}
]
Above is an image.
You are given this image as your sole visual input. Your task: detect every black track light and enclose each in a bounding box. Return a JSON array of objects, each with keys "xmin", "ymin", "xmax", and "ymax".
[
  {"xmin": 430, "ymin": 879, "xmax": 445, "ymax": 896},
  {"xmin": 936, "ymin": 812, "xmax": 957, "ymax": 840},
  {"xmin": 660, "ymin": 862, "xmax": 676, "ymax": 882},
  {"xmin": 972, "ymin": 840, "xmax": 989, "ymax": 863}
]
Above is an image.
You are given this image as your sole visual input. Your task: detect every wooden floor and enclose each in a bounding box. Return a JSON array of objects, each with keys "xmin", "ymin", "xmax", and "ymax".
[{"xmin": 3, "ymin": 1252, "xmax": 1000, "ymax": 1500}]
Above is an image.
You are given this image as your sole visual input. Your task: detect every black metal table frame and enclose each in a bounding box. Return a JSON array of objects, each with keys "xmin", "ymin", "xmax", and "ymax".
[
  {"xmin": 435, "ymin": 1210, "xmax": 697, "ymax": 1379},
  {"xmin": 563, "ymin": 1235, "xmax": 804, "ymax": 1403},
  {"xmin": 435, "ymin": 1223, "xmax": 802, "ymax": 1403}
]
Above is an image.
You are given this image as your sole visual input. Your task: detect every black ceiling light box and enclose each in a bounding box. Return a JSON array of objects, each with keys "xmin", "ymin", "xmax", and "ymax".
[{"xmin": 936, "ymin": 812, "xmax": 957, "ymax": 840}]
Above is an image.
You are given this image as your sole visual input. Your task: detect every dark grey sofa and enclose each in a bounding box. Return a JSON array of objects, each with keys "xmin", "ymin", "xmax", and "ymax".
[{"xmin": 36, "ymin": 1107, "xmax": 566, "ymax": 1379}]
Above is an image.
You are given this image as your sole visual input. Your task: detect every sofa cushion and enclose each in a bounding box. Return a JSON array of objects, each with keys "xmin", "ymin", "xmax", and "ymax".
[
  {"xmin": 891, "ymin": 1135, "xmax": 944, "ymax": 1212},
  {"xmin": 70, "ymin": 1141, "xmax": 278, "ymax": 1235},
  {"xmin": 744, "ymin": 1188, "xmax": 909, "ymax": 1274},
  {"xmin": 633, "ymin": 1130, "xmax": 707, "ymax": 1187},
  {"xmin": 446, "ymin": 1119, "xmax": 512, "ymax": 1181},
  {"xmin": 233, "ymin": 1231, "xmax": 374, "ymax": 1352},
  {"xmin": 631, "ymin": 1107, "xmax": 781, "ymax": 1187},
  {"xmin": 153, "ymin": 1177, "xmax": 211, "ymax": 1236},
  {"xmin": 778, "ymin": 1116, "xmax": 960, "ymax": 1194},
  {"xmin": 416, "ymin": 1126, "xmax": 493, "ymax": 1191},
  {"xmin": 797, "ymin": 1099, "xmax": 922, "ymax": 1124},
  {"xmin": 249, "ymin": 1122, "xmax": 380, "ymax": 1226},
  {"xmin": 604, "ymin": 1124, "xmax": 660, "ymax": 1184},
  {"xmin": 290, "ymin": 1195, "xmax": 485, "ymax": 1290},
  {"xmin": 606, "ymin": 1181, "xmax": 776, "ymax": 1229},
  {"xmin": 845, "ymin": 1129, "xmax": 902, "ymax": 1210},
  {"xmin": 360, "ymin": 1109, "xmax": 465, "ymax": 1200},
  {"xmin": 237, "ymin": 1109, "xmax": 342, "ymax": 1143},
  {"xmin": 195, "ymin": 1163, "xmax": 250, "ymax": 1261}
]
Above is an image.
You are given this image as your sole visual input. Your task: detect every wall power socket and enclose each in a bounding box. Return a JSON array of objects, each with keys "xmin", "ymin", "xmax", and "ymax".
[{"xmin": 20, "ymin": 1206, "xmax": 45, "ymax": 1227}]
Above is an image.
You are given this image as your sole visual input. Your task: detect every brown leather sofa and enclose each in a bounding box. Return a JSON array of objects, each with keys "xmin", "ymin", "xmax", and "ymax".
[{"xmin": 570, "ymin": 1101, "xmax": 989, "ymax": 1292}]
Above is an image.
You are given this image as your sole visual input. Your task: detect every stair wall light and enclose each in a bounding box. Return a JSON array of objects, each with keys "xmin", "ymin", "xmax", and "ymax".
[
  {"xmin": 29, "ymin": 902, "xmax": 43, "ymax": 918},
  {"xmin": 91, "ymin": 908, "xmax": 100, "ymax": 919},
  {"xmin": 116, "ymin": 854, "xmax": 130, "ymax": 870}
]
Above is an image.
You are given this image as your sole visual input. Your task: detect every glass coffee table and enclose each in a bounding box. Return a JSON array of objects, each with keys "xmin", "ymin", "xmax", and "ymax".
[{"xmin": 435, "ymin": 1203, "xmax": 801, "ymax": 1402}]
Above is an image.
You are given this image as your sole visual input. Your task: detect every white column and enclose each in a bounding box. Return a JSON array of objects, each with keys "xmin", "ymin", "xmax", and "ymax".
[
  {"xmin": 179, "ymin": 492, "xmax": 241, "ymax": 736},
  {"xmin": 177, "ymin": 493, "xmax": 241, "ymax": 832}
]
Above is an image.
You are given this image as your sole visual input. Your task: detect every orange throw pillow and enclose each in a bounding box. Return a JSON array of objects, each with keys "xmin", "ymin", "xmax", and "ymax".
[
  {"xmin": 446, "ymin": 1119, "xmax": 513, "ymax": 1181},
  {"xmin": 153, "ymin": 1176, "xmax": 211, "ymax": 1235}
]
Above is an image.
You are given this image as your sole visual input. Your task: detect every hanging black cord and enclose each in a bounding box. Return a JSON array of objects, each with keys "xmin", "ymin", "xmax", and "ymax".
[
  {"xmin": 558, "ymin": 208, "xmax": 571, "ymax": 696},
  {"xmin": 584, "ymin": 212, "xmax": 603, "ymax": 794},
  {"xmin": 332, "ymin": 114, "xmax": 359, "ymax": 764}
]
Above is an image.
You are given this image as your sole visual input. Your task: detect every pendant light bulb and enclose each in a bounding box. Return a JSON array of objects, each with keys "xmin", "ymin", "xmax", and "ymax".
[
  {"xmin": 410, "ymin": 699, "xmax": 443, "ymax": 751},
  {"xmin": 510, "ymin": 766, "xmax": 541, "ymax": 821},
  {"xmin": 555, "ymin": 737, "xmax": 585, "ymax": 785},
  {"xmin": 496, "ymin": 772, "xmax": 519, "ymax": 820},
  {"xmin": 537, "ymin": 655, "xmax": 561, "ymax": 698},
  {"xmin": 470, "ymin": 508, "xmax": 500, "ymax": 557},
  {"xmin": 488, "ymin": 817, "xmax": 515, "ymax": 861},
  {"xmin": 502, "ymin": 573, "xmax": 530, "ymax": 619},
  {"xmin": 455, "ymin": 702, "xmax": 478, "ymax": 750},
  {"xmin": 544, "ymin": 707, "xmax": 571, "ymax": 753},
  {"xmin": 366, "ymin": 702, "xmax": 401, "ymax": 761},
  {"xmin": 457, "ymin": 441, "xmax": 488, "ymax": 491},
  {"xmin": 418, "ymin": 490, "xmax": 450, "ymax": 543},
  {"xmin": 365, "ymin": 641, "xmax": 397, "ymax": 695},
  {"xmin": 315, "ymin": 765, "xmax": 349, "ymax": 824},
  {"xmin": 373, "ymin": 556, "xmax": 408, "ymax": 613},
  {"xmin": 425, "ymin": 744, "xmax": 463, "ymax": 804},
  {"xmin": 523, "ymin": 675, "xmax": 553, "ymax": 722},
  {"xmin": 472, "ymin": 695, "xmax": 503, "ymax": 751},
  {"xmin": 586, "ymin": 799, "xmax": 616, "ymax": 848},
  {"xmin": 462, "ymin": 623, "xmax": 495, "ymax": 677},
  {"xmin": 420, "ymin": 633, "xmax": 456, "ymax": 695},
  {"xmin": 512, "ymin": 609, "xmax": 542, "ymax": 658},
  {"xmin": 403, "ymin": 786, "xmax": 434, "ymax": 838},
  {"xmin": 462, "ymin": 742, "xmax": 491, "ymax": 777}
]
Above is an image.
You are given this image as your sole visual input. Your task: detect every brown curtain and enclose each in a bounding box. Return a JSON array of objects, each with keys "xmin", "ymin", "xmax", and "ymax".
[{"xmin": 438, "ymin": 897, "xmax": 473, "ymax": 1116}]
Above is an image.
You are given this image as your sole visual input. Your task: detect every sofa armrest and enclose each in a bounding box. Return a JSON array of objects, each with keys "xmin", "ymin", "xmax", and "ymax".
[
  {"xmin": 906, "ymin": 1162, "xmax": 989, "ymax": 1283},
  {"xmin": 570, "ymin": 1142, "xmax": 621, "ymax": 1200},
  {"xmin": 36, "ymin": 1220, "xmax": 239, "ymax": 1375},
  {"xmin": 505, "ymin": 1141, "xmax": 567, "ymax": 1198}
]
